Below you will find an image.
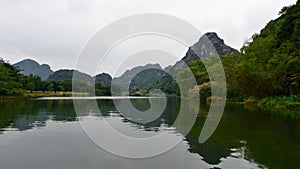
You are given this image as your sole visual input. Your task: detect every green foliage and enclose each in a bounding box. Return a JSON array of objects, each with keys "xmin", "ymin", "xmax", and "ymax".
[
  {"xmin": 95, "ymin": 83, "xmax": 111, "ymax": 96},
  {"xmin": 188, "ymin": 60, "xmax": 209, "ymax": 84},
  {"xmin": 0, "ymin": 58, "xmax": 24, "ymax": 95},
  {"xmin": 199, "ymin": 85, "xmax": 211, "ymax": 99},
  {"xmin": 130, "ymin": 68, "xmax": 166, "ymax": 90},
  {"xmin": 147, "ymin": 74, "xmax": 180, "ymax": 96},
  {"xmin": 129, "ymin": 86, "xmax": 147, "ymax": 96},
  {"xmin": 257, "ymin": 95, "xmax": 300, "ymax": 118},
  {"xmin": 25, "ymin": 74, "xmax": 43, "ymax": 92},
  {"xmin": 260, "ymin": 95, "xmax": 300, "ymax": 109},
  {"xmin": 223, "ymin": 2, "xmax": 300, "ymax": 98},
  {"xmin": 47, "ymin": 83, "xmax": 54, "ymax": 92}
]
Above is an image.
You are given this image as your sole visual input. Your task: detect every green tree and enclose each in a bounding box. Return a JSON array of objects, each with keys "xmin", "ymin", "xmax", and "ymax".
[
  {"xmin": 47, "ymin": 83, "xmax": 54, "ymax": 92},
  {"xmin": 0, "ymin": 58, "xmax": 24, "ymax": 95}
]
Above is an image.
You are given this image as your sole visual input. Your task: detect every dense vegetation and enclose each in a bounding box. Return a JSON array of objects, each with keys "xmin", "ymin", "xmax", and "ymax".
[
  {"xmin": 0, "ymin": 59, "xmax": 25, "ymax": 95},
  {"xmin": 138, "ymin": 1, "xmax": 300, "ymax": 103},
  {"xmin": 224, "ymin": 1, "xmax": 300, "ymax": 98}
]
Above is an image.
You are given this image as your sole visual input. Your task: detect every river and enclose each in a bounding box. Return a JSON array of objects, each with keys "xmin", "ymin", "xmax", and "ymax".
[{"xmin": 0, "ymin": 97, "xmax": 299, "ymax": 169}]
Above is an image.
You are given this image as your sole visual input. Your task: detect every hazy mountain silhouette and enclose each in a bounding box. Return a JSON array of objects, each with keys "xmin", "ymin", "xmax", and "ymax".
[{"xmin": 13, "ymin": 59, "xmax": 53, "ymax": 80}]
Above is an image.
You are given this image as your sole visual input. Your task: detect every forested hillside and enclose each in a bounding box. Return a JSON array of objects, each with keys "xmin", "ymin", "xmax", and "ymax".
[
  {"xmin": 145, "ymin": 1, "xmax": 300, "ymax": 100},
  {"xmin": 223, "ymin": 1, "xmax": 300, "ymax": 98}
]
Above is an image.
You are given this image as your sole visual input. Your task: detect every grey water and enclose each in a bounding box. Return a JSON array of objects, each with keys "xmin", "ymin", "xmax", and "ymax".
[{"xmin": 0, "ymin": 97, "xmax": 299, "ymax": 169}]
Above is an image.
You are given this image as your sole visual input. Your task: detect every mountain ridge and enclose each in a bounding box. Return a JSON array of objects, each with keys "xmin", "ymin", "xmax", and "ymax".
[
  {"xmin": 13, "ymin": 59, "xmax": 54, "ymax": 80},
  {"xmin": 12, "ymin": 31, "xmax": 236, "ymax": 91}
]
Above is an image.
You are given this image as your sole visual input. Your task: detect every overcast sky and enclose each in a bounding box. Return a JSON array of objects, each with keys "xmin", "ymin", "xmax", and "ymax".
[{"xmin": 0, "ymin": 0, "xmax": 297, "ymax": 76}]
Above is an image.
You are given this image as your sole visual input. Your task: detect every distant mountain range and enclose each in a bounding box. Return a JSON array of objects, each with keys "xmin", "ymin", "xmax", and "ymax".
[
  {"xmin": 13, "ymin": 60, "xmax": 112, "ymax": 86},
  {"xmin": 13, "ymin": 59, "xmax": 53, "ymax": 80},
  {"xmin": 13, "ymin": 32, "xmax": 236, "ymax": 90},
  {"xmin": 47, "ymin": 70, "xmax": 112, "ymax": 87}
]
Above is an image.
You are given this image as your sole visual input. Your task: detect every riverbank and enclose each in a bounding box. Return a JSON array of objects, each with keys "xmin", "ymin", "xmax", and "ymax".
[
  {"xmin": 243, "ymin": 96, "xmax": 300, "ymax": 110},
  {"xmin": 226, "ymin": 95, "xmax": 300, "ymax": 119},
  {"xmin": 0, "ymin": 91, "xmax": 89, "ymax": 100}
]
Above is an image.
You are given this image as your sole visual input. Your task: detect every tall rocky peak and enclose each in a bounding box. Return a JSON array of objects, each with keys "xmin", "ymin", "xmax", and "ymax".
[
  {"xmin": 182, "ymin": 32, "xmax": 236, "ymax": 63},
  {"xmin": 204, "ymin": 32, "xmax": 236, "ymax": 55},
  {"xmin": 168, "ymin": 32, "xmax": 237, "ymax": 74}
]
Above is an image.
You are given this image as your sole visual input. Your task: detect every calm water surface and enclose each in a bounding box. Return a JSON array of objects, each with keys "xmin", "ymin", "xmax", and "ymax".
[{"xmin": 0, "ymin": 98, "xmax": 299, "ymax": 169}]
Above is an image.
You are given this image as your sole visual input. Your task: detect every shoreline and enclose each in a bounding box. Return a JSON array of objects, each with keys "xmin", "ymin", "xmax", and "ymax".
[
  {"xmin": 1, "ymin": 94, "xmax": 299, "ymax": 118},
  {"xmin": 226, "ymin": 96, "xmax": 300, "ymax": 119},
  {"xmin": 0, "ymin": 91, "xmax": 88, "ymax": 100}
]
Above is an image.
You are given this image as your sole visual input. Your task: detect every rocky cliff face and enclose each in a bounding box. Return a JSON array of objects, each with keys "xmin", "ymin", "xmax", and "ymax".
[{"xmin": 167, "ymin": 32, "xmax": 236, "ymax": 74}]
